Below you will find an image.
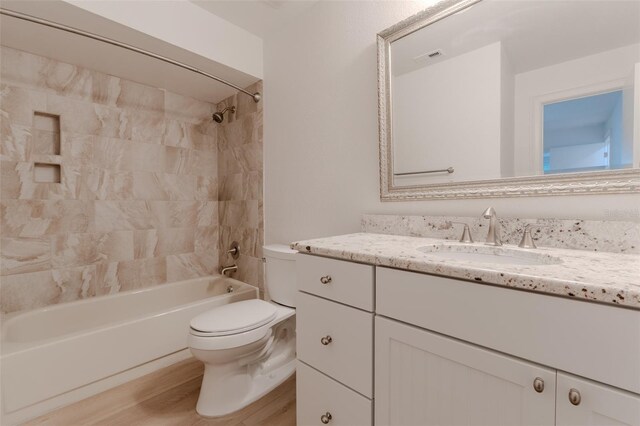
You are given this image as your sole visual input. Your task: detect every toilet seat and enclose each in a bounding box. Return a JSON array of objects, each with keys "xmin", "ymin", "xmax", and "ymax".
[
  {"xmin": 190, "ymin": 299, "xmax": 277, "ymax": 337},
  {"xmin": 188, "ymin": 300, "xmax": 295, "ymax": 351}
]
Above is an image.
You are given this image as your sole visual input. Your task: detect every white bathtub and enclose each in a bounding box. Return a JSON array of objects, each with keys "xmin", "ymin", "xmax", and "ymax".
[{"xmin": 0, "ymin": 275, "xmax": 257, "ymax": 424}]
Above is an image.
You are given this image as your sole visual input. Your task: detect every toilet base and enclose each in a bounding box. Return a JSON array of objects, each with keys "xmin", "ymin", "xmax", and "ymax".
[{"xmin": 195, "ymin": 358, "xmax": 296, "ymax": 418}]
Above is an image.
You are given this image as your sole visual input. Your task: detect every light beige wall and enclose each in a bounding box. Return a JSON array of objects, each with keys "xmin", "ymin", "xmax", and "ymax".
[
  {"xmin": 0, "ymin": 47, "xmax": 220, "ymax": 314},
  {"xmin": 215, "ymin": 82, "xmax": 265, "ymax": 292}
]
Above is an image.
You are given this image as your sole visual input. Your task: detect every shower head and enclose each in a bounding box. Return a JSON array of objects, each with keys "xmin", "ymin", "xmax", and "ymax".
[{"xmin": 212, "ymin": 106, "xmax": 236, "ymax": 123}]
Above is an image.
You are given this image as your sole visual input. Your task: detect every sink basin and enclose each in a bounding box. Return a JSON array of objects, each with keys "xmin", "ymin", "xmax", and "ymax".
[{"xmin": 417, "ymin": 244, "xmax": 562, "ymax": 266}]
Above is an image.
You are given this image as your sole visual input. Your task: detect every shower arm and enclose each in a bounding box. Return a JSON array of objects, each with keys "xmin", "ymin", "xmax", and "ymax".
[
  {"xmin": 0, "ymin": 8, "xmax": 262, "ymax": 103},
  {"xmin": 219, "ymin": 106, "xmax": 236, "ymax": 115}
]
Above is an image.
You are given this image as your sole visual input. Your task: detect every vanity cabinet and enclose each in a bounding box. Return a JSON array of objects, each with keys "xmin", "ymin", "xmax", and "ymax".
[
  {"xmin": 376, "ymin": 267, "xmax": 640, "ymax": 426},
  {"xmin": 295, "ymin": 254, "xmax": 640, "ymax": 426},
  {"xmin": 296, "ymin": 255, "xmax": 374, "ymax": 425},
  {"xmin": 375, "ymin": 316, "xmax": 557, "ymax": 425}
]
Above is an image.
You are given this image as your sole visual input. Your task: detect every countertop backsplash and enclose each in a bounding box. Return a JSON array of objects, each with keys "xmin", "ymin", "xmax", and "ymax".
[{"xmin": 362, "ymin": 214, "xmax": 640, "ymax": 254}]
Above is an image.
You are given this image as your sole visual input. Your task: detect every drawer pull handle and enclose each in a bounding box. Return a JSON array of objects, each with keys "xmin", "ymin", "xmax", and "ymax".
[
  {"xmin": 320, "ymin": 412, "xmax": 332, "ymax": 424},
  {"xmin": 320, "ymin": 335, "xmax": 333, "ymax": 345},
  {"xmin": 533, "ymin": 377, "xmax": 544, "ymax": 393},
  {"xmin": 568, "ymin": 388, "xmax": 581, "ymax": 406},
  {"xmin": 320, "ymin": 275, "xmax": 332, "ymax": 284}
]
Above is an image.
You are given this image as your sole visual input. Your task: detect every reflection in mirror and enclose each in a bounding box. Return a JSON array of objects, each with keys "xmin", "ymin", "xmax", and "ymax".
[
  {"xmin": 389, "ymin": 0, "xmax": 640, "ymax": 188},
  {"xmin": 543, "ymin": 90, "xmax": 631, "ymax": 174}
]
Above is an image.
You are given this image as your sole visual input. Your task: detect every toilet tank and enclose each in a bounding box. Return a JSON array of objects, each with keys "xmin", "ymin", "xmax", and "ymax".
[{"xmin": 263, "ymin": 244, "xmax": 298, "ymax": 308}]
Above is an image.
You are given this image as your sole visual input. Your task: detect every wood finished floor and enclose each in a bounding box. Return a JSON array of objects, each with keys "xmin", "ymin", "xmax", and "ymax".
[{"xmin": 26, "ymin": 359, "xmax": 296, "ymax": 426}]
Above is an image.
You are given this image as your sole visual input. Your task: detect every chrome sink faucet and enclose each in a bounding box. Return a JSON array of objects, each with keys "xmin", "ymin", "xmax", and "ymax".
[{"xmin": 481, "ymin": 207, "xmax": 502, "ymax": 246}]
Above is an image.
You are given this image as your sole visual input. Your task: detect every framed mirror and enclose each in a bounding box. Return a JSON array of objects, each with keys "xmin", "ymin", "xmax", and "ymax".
[{"xmin": 378, "ymin": 0, "xmax": 640, "ymax": 200}]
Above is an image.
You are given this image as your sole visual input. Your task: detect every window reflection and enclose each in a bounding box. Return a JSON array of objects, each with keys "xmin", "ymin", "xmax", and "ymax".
[{"xmin": 543, "ymin": 90, "xmax": 632, "ymax": 174}]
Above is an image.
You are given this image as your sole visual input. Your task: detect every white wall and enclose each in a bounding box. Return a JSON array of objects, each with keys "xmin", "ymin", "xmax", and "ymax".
[
  {"xmin": 263, "ymin": 1, "xmax": 640, "ymax": 245},
  {"xmin": 500, "ymin": 45, "xmax": 515, "ymax": 177},
  {"xmin": 393, "ymin": 42, "xmax": 502, "ymax": 184},
  {"xmin": 67, "ymin": 0, "xmax": 263, "ymax": 79}
]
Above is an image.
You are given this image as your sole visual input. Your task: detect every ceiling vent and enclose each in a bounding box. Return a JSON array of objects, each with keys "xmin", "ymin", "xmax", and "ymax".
[
  {"xmin": 262, "ymin": 0, "xmax": 285, "ymax": 9},
  {"xmin": 413, "ymin": 49, "xmax": 444, "ymax": 63}
]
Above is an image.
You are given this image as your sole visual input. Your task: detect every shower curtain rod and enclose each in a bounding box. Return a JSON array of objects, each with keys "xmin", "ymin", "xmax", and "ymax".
[{"xmin": 0, "ymin": 8, "xmax": 262, "ymax": 103}]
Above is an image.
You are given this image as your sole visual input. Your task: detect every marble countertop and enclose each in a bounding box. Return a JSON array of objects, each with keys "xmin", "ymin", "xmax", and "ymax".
[{"xmin": 291, "ymin": 233, "xmax": 640, "ymax": 309}]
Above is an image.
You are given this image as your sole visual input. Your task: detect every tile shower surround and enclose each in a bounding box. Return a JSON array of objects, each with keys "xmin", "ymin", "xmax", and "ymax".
[
  {"xmin": 216, "ymin": 82, "xmax": 264, "ymax": 292},
  {"xmin": 0, "ymin": 47, "xmax": 264, "ymax": 314}
]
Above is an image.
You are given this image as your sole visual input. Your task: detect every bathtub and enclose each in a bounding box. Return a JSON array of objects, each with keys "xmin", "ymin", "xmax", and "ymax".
[{"xmin": 1, "ymin": 275, "xmax": 257, "ymax": 424}]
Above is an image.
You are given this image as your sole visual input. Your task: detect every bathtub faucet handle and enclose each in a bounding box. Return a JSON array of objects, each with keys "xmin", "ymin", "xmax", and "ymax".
[{"xmin": 227, "ymin": 241, "xmax": 240, "ymax": 260}]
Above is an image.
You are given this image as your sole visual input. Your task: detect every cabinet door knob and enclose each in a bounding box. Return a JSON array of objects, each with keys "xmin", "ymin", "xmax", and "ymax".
[
  {"xmin": 533, "ymin": 377, "xmax": 544, "ymax": 393},
  {"xmin": 320, "ymin": 275, "xmax": 332, "ymax": 284},
  {"xmin": 568, "ymin": 388, "xmax": 581, "ymax": 406},
  {"xmin": 320, "ymin": 412, "xmax": 332, "ymax": 424},
  {"xmin": 320, "ymin": 335, "xmax": 333, "ymax": 345}
]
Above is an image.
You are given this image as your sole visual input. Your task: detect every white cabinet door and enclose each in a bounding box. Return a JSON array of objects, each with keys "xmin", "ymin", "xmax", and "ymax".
[
  {"xmin": 375, "ymin": 316, "xmax": 556, "ymax": 426},
  {"xmin": 556, "ymin": 372, "xmax": 640, "ymax": 426}
]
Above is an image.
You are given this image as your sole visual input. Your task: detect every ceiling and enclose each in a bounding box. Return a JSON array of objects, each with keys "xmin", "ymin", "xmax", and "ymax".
[
  {"xmin": 191, "ymin": 0, "xmax": 320, "ymax": 38},
  {"xmin": 392, "ymin": 0, "xmax": 640, "ymax": 77}
]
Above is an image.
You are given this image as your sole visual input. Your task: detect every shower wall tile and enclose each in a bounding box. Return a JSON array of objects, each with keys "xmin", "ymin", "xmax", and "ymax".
[
  {"xmin": 93, "ymin": 201, "xmax": 164, "ymax": 232},
  {"xmin": 0, "ymin": 47, "xmax": 222, "ymax": 314},
  {"xmin": 106, "ymin": 257, "xmax": 168, "ymax": 292},
  {"xmin": 131, "ymin": 172, "xmax": 197, "ymax": 201},
  {"xmin": 51, "ymin": 231, "xmax": 134, "ymax": 269},
  {"xmin": 197, "ymin": 201, "xmax": 219, "ymax": 227},
  {"xmin": 1, "ymin": 236, "xmax": 51, "ymax": 275},
  {"xmin": 196, "ymin": 176, "xmax": 219, "ymax": 201},
  {"xmin": 133, "ymin": 228, "xmax": 195, "ymax": 259},
  {"xmin": 0, "ymin": 47, "xmax": 93, "ymax": 100},
  {"xmin": 1, "ymin": 200, "xmax": 94, "ymax": 237},
  {"xmin": 114, "ymin": 79, "xmax": 165, "ymax": 113},
  {"xmin": 1, "ymin": 120, "xmax": 33, "ymax": 162},
  {"xmin": 0, "ymin": 84, "xmax": 47, "ymax": 126},
  {"xmin": 162, "ymin": 120, "xmax": 215, "ymax": 150},
  {"xmin": 160, "ymin": 201, "xmax": 200, "ymax": 228},
  {"xmin": 0, "ymin": 265, "xmax": 97, "ymax": 313},
  {"xmin": 82, "ymin": 168, "xmax": 134, "ymax": 200},
  {"xmin": 164, "ymin": 91, "xmax": 214, "ymax": 124},
  {"xmin": 216, "ymin": 80, "xmax": 264, "ymax": 291},
  {"xmin": 195, "ymin": 226, "xmax": 219, "ymax": 254},
  {"xmin": 166, "ymin": 252, "xmax": 219, "ymax": 282}
]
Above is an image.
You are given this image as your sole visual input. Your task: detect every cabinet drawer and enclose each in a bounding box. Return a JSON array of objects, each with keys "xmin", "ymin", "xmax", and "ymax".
[
  {"xmin": 297, "ymin": 254, "xmax": 374, "ymax": 311},
  {"xmin": 297, "ymin": 292, "xmax": 373, "ymax": 397},
  {"xmin": 297, "ymin": 361, "xmax": 372, "ymax": 426}
]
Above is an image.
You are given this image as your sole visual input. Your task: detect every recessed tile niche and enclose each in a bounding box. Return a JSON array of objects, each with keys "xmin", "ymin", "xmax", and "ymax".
[
  {"xmin": 33, "ymin": 163, "xmax": 61, "ymax": 183},
  {"xmin": 33, "ymin": 112, "xmax": 61, "ymax": 155},
  {"xmin": 32, "ymin": 112, "xmax": 62, "ymax": 183}
]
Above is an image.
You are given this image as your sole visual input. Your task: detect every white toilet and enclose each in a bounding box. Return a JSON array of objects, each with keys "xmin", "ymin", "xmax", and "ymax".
[{"xmin": 188, "ymin": 244, "xmax": 297, "ymax": 418}]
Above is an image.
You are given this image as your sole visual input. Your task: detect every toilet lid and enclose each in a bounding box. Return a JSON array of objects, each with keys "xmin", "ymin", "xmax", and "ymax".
[{"xmin": 190, "ymin": 299, "xmax": 277, "ymax": 336}]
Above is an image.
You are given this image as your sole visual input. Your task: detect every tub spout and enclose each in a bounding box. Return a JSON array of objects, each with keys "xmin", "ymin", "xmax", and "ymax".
[{"xmin": 221, "ymin": 264, "xmax": 238, "ymax": 276}]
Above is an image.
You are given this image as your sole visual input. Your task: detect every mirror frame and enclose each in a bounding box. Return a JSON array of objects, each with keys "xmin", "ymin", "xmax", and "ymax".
[{"xmin": 377, "ymin": 0, "xmax": 640, "ymax": 201}]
